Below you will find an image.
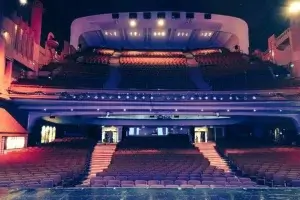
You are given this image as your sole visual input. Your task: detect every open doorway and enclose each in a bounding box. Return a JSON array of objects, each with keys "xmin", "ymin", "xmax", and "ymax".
[{"xmin": 194, "ymin": 126, "xmax": 208, "ymax": 143}]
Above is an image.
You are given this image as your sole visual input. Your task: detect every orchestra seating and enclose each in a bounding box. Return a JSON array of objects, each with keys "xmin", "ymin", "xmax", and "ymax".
[
  {"xmin": 88, "ymin": 136, "xmax": 257, "ymax": 188},
  {"xmin": 0, "ymin": 137, "xmax": 94, "ymax": 188},
  {"xmin": 225, "ymin": 147, "xmax": 300, "ymax": 187},
  {"xmin": 118, "ymin": 67, "xmax": 197, "ymax": 90}
]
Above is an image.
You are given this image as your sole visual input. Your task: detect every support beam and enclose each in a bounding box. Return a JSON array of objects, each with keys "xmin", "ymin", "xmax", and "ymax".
[
  {"xmin": 4, "ymin": 59, "xmax": 12, "ymax": 92},
  {"xmin": 0, "ymin": 35, "xmax": 5, "ymax": 95}
]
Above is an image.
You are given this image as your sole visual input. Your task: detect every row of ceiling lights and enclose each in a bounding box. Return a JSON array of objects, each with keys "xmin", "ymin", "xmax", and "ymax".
[
  {"xmin": 104, "ymin": 31, "xmax": 117, "ymax": 36},
  {"xmin": 62, "ymin": 94, "xmax": 259, "ymax": 101},
  {"xmin": 200, "ymin": 32, "xmax": 213, "ymax": 37},
  {"xmin": 104, "ymin": 30, "xmax": 212, "ymax": 38},
  {"xmin": 177, "ymin": 32, "xmax": 189, "ymax": 37},
  {"xmin": 43, "ymin": 108, "xmax": 284, "ymax": 113},
  {"xmin": 129, "ymin": 19, "xmax": 165, "ymax": 27}
]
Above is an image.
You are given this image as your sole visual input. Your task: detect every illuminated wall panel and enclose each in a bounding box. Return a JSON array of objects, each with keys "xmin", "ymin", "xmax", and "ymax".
[
  {"xmin": 5, "ymin": 137, "xmax": 25, "ymax": 150},
  {"xmin": 41, "ymin": 125, "xmax": 56, "ymax": 143}
]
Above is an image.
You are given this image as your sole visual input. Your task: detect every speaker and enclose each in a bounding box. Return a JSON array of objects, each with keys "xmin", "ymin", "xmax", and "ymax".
[
  {"xmin": 150, "ymin": 115, "xmax": 155, "ymax": 118},
  {"xmin": 174, "ymin": 115, "xmax": 179, "ymax": 118},
  {"xmin": 204, "ymin": 13, "xmax": 211, "ymax": 19},
  {"xmin": 143, "ymin": 12, "xmax": 151, "ymax": 19},
  {"xmin": 129, "ymin": 12, "xmax": 137, "ymax": 19},
  {"xmin": 186, "ymin": 12, "xmax": 194, "ymax": 19},
  {"xmin": 172, "ymin": 12, "xmax": 180, "ymax": 19},
  {"xmin": 112, "ymin": 13, "xmax": 119, "ymax": 19},
  {"xmin": 50, "ymin": 115, "xmax": 55, "ymax": 119},
  {"xmin": 157, "ymin": 12, "xmax": 165, "ymax": 19}
]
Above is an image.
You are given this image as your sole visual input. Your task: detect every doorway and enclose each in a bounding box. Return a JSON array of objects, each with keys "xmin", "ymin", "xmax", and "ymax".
[
  {"xmin": 194, "ymin": 127, "xmax": 208, "ymax": 143},
  {"xmin": 101, "ymin": 126, "xmax": 119, "ymax": 143}
]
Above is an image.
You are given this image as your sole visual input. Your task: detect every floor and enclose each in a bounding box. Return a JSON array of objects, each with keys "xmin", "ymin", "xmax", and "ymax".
[{"xmin": 1, "ymin": 188, "xmax": 300, "ymax": 200}]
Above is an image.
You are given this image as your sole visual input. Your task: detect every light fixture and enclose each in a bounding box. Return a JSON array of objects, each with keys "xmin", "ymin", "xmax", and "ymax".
[
  {"xmin": 129, "ymin": 20, "xmax": 137, "ymax": 27},
  {"xmin": 288, "ymin": 2, "xmax": 300, "ymax": 14},
  {"xmin": 157, "ymin": 19, "xmax": 165, "ymax": 26},
  {"xmin": 1, "ymin": 30, "xmax": 8, "ymax": 39},
  {"xmin": 19, "ymin": 0, "xmax": 27, "ymax": 6}
]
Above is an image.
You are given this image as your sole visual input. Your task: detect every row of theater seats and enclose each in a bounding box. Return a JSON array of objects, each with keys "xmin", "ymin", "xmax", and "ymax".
[
  {"xmin": 119, "ymin": 57, "xmax": 187, "ymax": 66},
  {"xmin": 17, "ymin": 63, "xmax": 111, "ymax": 88},
  {"xmin": 84, "ymin": 55, "xmax": 110, "ymax": 64},
  {"xmin": 0, "ymin": 137, "xmax": 94, "ymax": 188},
  {"xmin": 118, "ymin": 67, "xmax": 197, "ymax": 90},
  {"xmin": 87, "ymin": 136, "xmax": 257, "ymax": 188},
  {"xmin": 192, "ymin": 49, "xmax": 223, "ymax": 56},
  {"xmin": 226, "ymin": 147, "xmax": 300, "ymax": 187},
  {"xmin": 121, "ymin": 51, "xmax": 184, "ymax": 57},
  {"xmin": 89, "ymin": 148, "xmax": 257, "ymax": 188},
  {"xmin": 195, "ymin": 52, "xmax": 246, "ymax": 66}
]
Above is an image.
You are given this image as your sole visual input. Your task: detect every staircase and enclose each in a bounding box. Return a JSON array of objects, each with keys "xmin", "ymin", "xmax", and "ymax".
[
  {"xmin": 81, "ymin": 143, "xmax": 116, "ymax": 186},
  {"xmin": 195, "ymin": 142, "xmax": 231, "ymax": 172}
]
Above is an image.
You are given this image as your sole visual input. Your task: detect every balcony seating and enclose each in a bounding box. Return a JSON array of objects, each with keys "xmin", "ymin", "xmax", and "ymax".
[
  {"xmin": 121, "ymin": 51, "xmax": 184, "ymax": 57},
  {"xmin": 84, "ymin": 55, "xmax": 110, "ymax": 64},
  {"xmin": 226, "ymin": 147, "xmax": 300, "ymax": 187},
  {"xmin": 120, "ymin": 57, "xmax": 187, "ymax": 67},
  {"xmin": 16, "ymin": 63, "xmax": 111, "ymax": 89},
  {"xmin": 118, "ymin": 67, "xmax": 197, "ymax": 90},
  {"xmin": 0, "ymin": 137, "xmax": 94, "ymax": 188}
]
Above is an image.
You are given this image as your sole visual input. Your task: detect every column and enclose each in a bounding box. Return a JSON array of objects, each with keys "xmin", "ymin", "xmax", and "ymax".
[
  {"xmin": 222, "ymin": 127, "xmax": 225, "ymax": 137},
  {"xmin": 0, "ymin": 35, "xmax": 5, "ymax": 94},
  {"xmin": 31, "ymin": 1, "xmax": 43, "ymax": 45},
  {"xmin": 214, "ymin": 127, "xmax": 217, "ymax": 142},
  {"xmin": 289, "ymin": 9, "xmax": 300, "ymax": 77},
  {"xmin": 0, "ymin": 136, "xmax": 4, "ymax": 154},
  {"xmin": 205, "ymin": 131, "xmax": 208, "ymax": 143},
  {"xmin": 4, "ymin": 59, "xmax": 12, "ymax": 91}
]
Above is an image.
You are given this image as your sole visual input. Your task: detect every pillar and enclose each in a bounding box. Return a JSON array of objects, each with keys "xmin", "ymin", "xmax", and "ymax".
[
  {"xmin": 4, "ymin": 59, "xmax": 12, "ymax": 91},
  {"xmin": 0, "ymin": 35, "xmax": 5, "ymax": 94},
  {"xmin": 222, "ymin": 127, "xmax": 225, "ymax": 137},
  {"xmin": 214, "ymin": 127, "xmax": 217, "ymax": 142},
  {"xmin": 31, "ymin": 0, "xmax": 43, "ymax": 45},
  {"xmin": 205, "ymin": 131, "xmax": 208, "ymax": 143},
  {"xmin": 289, "ymin": 11, "xmax": 300, "ymax": 77}
]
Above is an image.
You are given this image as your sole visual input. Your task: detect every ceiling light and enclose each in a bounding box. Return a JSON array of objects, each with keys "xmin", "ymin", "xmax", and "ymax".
[
  {"xmin": 19, "ymin": 0, "xmax": 27, "ymax": 6},
  {"xmin": 157, "ymin": 19, "xmax": 165, "ymax": 26},
  {"xmin": 129, "ymin": 20, "xmax": 137, "ymax": 27},
  {"xmin": 161, "ymin": 32, "xmax": 166, "ymax": 36}
]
